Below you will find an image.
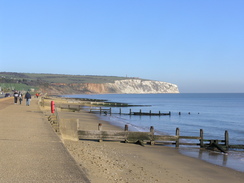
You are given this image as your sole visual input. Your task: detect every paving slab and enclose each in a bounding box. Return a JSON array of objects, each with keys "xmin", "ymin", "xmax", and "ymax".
[{"xmin": 0, "ymin": 97, "xmax": 90, "ymax": 183}]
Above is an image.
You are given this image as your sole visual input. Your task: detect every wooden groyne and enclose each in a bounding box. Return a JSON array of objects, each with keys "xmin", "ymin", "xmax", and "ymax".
[
  {"xmin": 41, "ymin": 97, "xmax": 196, "ymax": 116},
  {"xmin": 77, "ymin": 123, "xmax": 243, "ymax": 152},
  {"xmin": 48, "ymin": 108, "xmax": 243, "ymax": 153},
  {"xmin": 133, "ymin": 110, "xmax": 171, "ymax": 116},
  {"xmin": 89, "ymin": 107, "xmax": 171, "ymax": 116},
  {"xmin": 59, "ymin": 105, "xmax": 194, "ymax": 116},
  {"xmin": 88, "ymin": 107, "xmax": 199, "ymax": 116}
]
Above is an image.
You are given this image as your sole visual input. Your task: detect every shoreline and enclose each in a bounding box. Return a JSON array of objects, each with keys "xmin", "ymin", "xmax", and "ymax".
[
  {"xmin": 94, "ymin": 109, "xmax": 244, "ymax": 173},
  {"xmin": 45, "ymin": 97, "xmax": 244, "ymax": 183},
  {"xmin": 63, "ymin": 94, "xmax": 244, "ymax": 172}
]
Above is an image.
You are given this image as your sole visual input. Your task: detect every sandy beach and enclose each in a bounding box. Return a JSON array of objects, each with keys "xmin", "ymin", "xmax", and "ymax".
[{"xmin": 40, "ymin": 97, "xmax": 244, "ymax": 183}]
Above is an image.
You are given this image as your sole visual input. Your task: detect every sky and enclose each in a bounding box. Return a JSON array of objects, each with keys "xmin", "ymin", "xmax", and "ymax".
[{"xmin": 0, "ymin": 0, "xmax": 244, "ymax": 93}]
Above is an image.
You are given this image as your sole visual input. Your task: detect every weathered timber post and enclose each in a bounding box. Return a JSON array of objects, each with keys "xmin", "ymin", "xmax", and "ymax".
[
  {"xmin": 150, "ymin": 126, "xmax": 155, "ymax": 145},
  {"xmin": 41, "ymin": 97, "xmax": 44, "ymax": 107},
  {"xmin": 149, "ymin": 110, "xmax": 151, "ymax": 115},
  {"xmin": 98, "ymin": 123, "xmax": 102, "ymax": 131},
  {"xmin": 225, "ymin": 130, "xmax": 229, "ymax": 150},
  {"xmin": 124, "ymin": 125, "xmax": 129, "ymax": 143},
  {"xmin": 159, "ymin": 111, "xmax": 160, "ymax": 115},
  {"xmin": 140, "ymin": 109, "xmax": 142, "ymax": 115},
  {"xmin": 200, "ymin": 129, "xmax": 204, "ymax": 147},
  {"xmin": 212, "ymin": 141, "xmax": 227, "ymax": 153},
  {"xmin": 129, "ymin": 109, "xmax": 132, "ymax": 115},
  {"xmin": 98, "ymin": 123, "xmax": 103, "ymax": 142},
  {"xmin": 124, "ymin": 124, "xmax": 128, "ymax": 131},
  {"xmin": 169, "ymin": 111, "xmax": 171, "ymax": 116},
  {"xmin": 175, "ymin": 128, "xmax": 180, "ymax": 147},
  {"xmin": 119, "ymin": 108, "xmax": 122, "ymax": 115}
]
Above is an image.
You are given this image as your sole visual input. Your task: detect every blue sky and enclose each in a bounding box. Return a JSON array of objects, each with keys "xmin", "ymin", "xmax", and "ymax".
[{"xmin": 0, "ymin": 0, "xmax": 243, "ymax": 93}]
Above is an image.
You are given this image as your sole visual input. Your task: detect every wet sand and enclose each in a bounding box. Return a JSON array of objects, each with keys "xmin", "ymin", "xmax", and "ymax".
[{"xmin": 42, "ymin": 98, "xmax": 244, "ymax": 183}]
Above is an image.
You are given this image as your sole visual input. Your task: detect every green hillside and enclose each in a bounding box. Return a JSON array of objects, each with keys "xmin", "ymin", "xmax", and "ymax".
[
  {"xmin": 0, "ymin": 72, "xmax": 141, "ymax": 92},
  {"xmin": 0, "ymin": 72, "xmax": 136, "ymax": 84}
]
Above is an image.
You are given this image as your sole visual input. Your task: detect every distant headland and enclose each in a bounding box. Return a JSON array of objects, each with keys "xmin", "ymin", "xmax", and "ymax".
[{"xmin": 0, "ymin": 72, "xmax": 179, "ymax": 95}]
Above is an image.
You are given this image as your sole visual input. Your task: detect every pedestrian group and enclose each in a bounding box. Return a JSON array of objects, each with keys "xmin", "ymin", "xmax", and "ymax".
[{"xmin": 13, "ymin": 91, "xmax": 36, "ymax": 106}]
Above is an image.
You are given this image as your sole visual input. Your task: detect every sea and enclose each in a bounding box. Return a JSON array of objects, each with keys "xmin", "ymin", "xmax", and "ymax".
[{"xmin": 64, "ymin": 93, "xmax": 244, "ymax": 172}]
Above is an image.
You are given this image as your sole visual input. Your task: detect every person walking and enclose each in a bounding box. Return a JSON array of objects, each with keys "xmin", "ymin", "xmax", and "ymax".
[
  {"xmin": 13, "ymin": 91, "xmax": 19, "ymax": 104},
  {"xmin": 18, "ymin": 92, "xmax": 23, "ymax": 104},
  {"xmin": 25, "ymin": 92, "xmax": 31, "ymax": 106}
]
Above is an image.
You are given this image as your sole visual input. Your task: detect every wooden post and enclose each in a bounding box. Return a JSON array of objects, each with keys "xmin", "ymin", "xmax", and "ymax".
[
  {"xmin": 124, "ymin": 124, "xmax": 128, "ymax": 131},
  {"xmin": 98, "ymin": 123, "xmax": 102, "ymax": 131},
  {"xmin": 200, "ymin": 129, "xmax": 204, "ymax": 147},
  {"xmin": 212, "ymin": 142, "xmax": 227, "ymax": 153},
  {"xmin": 225, "ymin": 130, "xmax": 229, "ymax": 150},
  {"xmin": 175, "ymin": 128, "xmax": 180, "ymax": 147},
  {"xmin": 41, "ymin": 97, "xmax": 44, "ymax": 107},
  {"xmin": 124, "ymin": 125, "xmax": 129, "ymax": 143},
  {"xmin": 159, "ymin": 111, "xmax": 160, "ymax": 115},
  {"xmin": 140, "ymin": 109, "xmax": 142, "ymax": 115},
  {"xmin": 98, "ymin": 123, "xmax": 103, "ymax": 142},
  {"xmin": 119, "ymin": 108, "xmax": 122, "ymax": 115},
  {"xmin": 150, "ymin": 126, "xmax": 155, "ymax": 145},
  {"xmin": 169, "ymin": 111, "xmax": 171, "ymax": 116},
  {"xmin": 129, "ymin": 109, "xmax": 132, "ymax": 115}
]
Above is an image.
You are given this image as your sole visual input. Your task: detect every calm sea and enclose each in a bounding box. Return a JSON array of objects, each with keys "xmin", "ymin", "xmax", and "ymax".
[{"xmin": 64, "ymin": 93, "xmax": 244, "ymax": 172}]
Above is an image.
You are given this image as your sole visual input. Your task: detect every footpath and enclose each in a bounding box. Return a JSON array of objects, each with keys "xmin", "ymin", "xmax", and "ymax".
[{"xmin": 0, "ymin": 97, "xmax": 90, "ymax": 183}]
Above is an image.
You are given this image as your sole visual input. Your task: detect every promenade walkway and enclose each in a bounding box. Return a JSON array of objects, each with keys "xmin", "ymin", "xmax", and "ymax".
[{"xmin": 0, "ymin": 97, "xmax": 90, "ymax": 183}]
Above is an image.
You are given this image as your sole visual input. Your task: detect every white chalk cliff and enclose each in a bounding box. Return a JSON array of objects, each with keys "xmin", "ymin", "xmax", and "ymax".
[
  {"xmin": 51, "ymin": 79, "xmax": 179, "ymax": 94},
  {"xmin": 105, "ymin": 79, "xmax": 179, "ymax": 93}
]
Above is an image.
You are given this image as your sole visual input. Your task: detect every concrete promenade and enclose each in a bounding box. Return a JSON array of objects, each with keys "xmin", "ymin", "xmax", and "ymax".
[{"xmin": 0, "ymin": 97, "xmax": 90, "ymax": 183}]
